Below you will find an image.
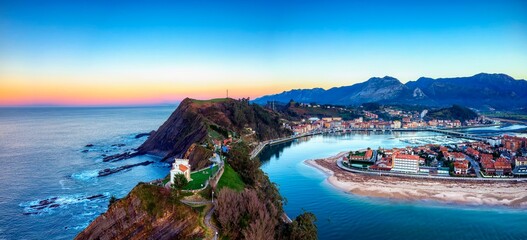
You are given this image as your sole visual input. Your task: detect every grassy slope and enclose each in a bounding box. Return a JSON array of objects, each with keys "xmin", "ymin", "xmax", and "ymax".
[
  {"xmin": 217, "ymin": 163, "xmax": 245, "ymax": 191},
  {"xmin": 183, "ymin": 165, "xmax": 219, "ymax": 190}
]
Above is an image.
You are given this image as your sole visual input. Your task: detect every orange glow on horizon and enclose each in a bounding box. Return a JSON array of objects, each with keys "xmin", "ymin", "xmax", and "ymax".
[{"xmin": 0, "ymin": 76, "xmax": 305, "ymax": 106}]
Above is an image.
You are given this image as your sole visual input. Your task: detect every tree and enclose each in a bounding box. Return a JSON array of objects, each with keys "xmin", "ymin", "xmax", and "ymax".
[
  {"xmin": 171, "ymin": 173, "xmax": 188, "ymax": 191},
  {"xmin": 242, "ymin": 209, "xmax": 275, "ymax": 240},
  {"xmin": 108, "ymin": 195, "xmax": 118, "ymax": 208},
  {"xmin": 287, "ymin": 212, "xmax": 317, "ymax": 240},
  {"xmin": 215, "ymin": 188, "xmax": 279, "ymax": 240}
]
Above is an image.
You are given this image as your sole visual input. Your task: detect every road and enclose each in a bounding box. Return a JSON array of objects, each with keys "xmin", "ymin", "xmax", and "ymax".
[
  {"xmin": 205, "ymin": 206, "xmax": 218, "ymax": 240},
  {"xmin": 464, "ymin": 154, "xmax": 482, "ymax": 178}
]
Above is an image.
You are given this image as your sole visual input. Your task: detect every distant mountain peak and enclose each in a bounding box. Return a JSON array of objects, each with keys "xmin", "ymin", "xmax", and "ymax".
[
  {"xmin": 366, "ymin": 76, "xmax": 401, "ymax": 83},
  {"xmin": 472, "ymin": 72, "xmax": 515, "ymax": 81},
  {"xmin": 252, "ymin": 73, "xmax": 527, "ymax": 110}
]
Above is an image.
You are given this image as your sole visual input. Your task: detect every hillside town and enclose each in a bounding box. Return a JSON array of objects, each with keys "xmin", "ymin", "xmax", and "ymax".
[
  {"xmin": 282, "ymin": 105, "xmax": 495, "ymax": 135},
  {"xmin": 341, "ymin": 134, "xmax": 527, "ymax": 178}
]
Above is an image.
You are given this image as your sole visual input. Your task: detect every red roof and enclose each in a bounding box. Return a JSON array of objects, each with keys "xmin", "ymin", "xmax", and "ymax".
[
  {"xmin": 454, "ymin": 160, "xmax": 469, "ymax": 169},
  {"xmin": 480, "ymin": 153, "xmax": 493, "ymax": 161},
  {"xmin": 394, "ymin": 154, "xmax": 420, "ymax": 161},
  {"xmin": 494, "ymin": 158, "xmax": 511, "ymax": 170},
  {"xmin": 452, "ymin": 152, "xmax": 465, "ymax": 160},
  {"xmin": 179, "ymin": 164, "xmax": 189, "ymax": 172}
]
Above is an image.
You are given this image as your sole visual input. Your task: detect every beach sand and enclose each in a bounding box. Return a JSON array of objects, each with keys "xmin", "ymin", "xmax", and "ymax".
[{"xmin": 305, "ymin": 152, "xmax": 527, "ymax": 208}]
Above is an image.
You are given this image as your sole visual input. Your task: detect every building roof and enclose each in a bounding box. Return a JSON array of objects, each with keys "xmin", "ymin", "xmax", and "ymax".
[
  {"xmin": 394, "ymin": 154, "xmax": 421, "ymax": 161},
  {"xmin": 494, "ymin": 158, "xmax": 511, "ymax": 170},
  {"xmin": 454, "ymin": 161, "xmax": 469, "ymax": 169},
  {"xmin": 452, "ymin": 152, "xmax": 465, "ymax": 160},
  {"xmin": 179, "ymin": 164, "xmax": 189, "ymax": 172}
]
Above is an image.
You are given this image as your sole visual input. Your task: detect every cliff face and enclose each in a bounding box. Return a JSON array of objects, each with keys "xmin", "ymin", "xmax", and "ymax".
[
  {"xmin": 138, "ymin": 98, "xmax": 209, "ymax": 161},
  {"xmin": 138, "ymin": 98, "xmax": 290, "ymax": 168},
  {"xmin": 76, "ymin": 184, "xmax": 203, "ymax": 240}
]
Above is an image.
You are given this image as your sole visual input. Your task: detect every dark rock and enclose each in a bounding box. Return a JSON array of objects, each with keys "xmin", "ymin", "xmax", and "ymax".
[
  {"xmin": 86, "ymin": 194, "xmax": 105, "ymax": 200},
  {"xmin": 102, "ymin": 152, "xmax": 139, "ymax": 162},
  {"xmin": 111, "ymin": 143, "xmax": 126, "ymax": 147},
  {"xmin": 81, "ymin": 150, "xmax": 89, "ymax": 153},
  {"xmin": 98, "ymin": 161, "xmax": 154, "ymax": 177},
  {"xmin": 135, "ymin": 131, "xmax": 154, "ymax": 139},
  {"xmin": 85, "ymin": 144, "xmax": 94, "ymax": 148}
]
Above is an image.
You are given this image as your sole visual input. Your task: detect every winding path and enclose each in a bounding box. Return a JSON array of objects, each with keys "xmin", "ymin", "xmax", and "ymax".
[{"xmin": 205, "ymin": 206, "xmax": 218, "ymax": 240}]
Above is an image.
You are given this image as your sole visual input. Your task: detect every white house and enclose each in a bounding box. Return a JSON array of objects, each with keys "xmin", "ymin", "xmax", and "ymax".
[{"xmin": 170, "ymin": 158, "xmax": 191, "ymax": 184}]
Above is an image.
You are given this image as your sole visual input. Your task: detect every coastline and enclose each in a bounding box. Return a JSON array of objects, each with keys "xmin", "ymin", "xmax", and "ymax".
[
  {"xmin": 250, "ymin": 122, "xmax": 508, "ymax": 159},
  {"xmin": 304, "ymin": 153, "xmax": 527, "ymax": 208}
]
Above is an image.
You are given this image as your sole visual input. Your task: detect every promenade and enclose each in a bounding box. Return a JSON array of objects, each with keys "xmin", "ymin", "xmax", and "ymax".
[{"xmin": 336, "ymin": 158, "xmax": 525, "ymax": 182}]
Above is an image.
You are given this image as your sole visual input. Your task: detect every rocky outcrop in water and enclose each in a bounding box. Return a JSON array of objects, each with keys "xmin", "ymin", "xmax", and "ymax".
[
  {"xmin": 102, "ymin": 151, "xmax": 139, "ymax": 162},
  {"xmin": 135, "ymin": 131, "xmax": 154, "ymax": 139},
  {"xmin": 22, "ymin": 194, "xmax": 107, "ymax": 215},
  {"xmin": 98, "ymin": 161, "xmax": 154, "ymax": 177}
]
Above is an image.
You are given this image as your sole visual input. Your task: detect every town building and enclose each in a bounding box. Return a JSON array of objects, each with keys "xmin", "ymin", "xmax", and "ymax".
[
  {"xmin": 481, "ymin": 158, "xmax": 495, "ymax": 175},
  {"xmin": 494, "ymin": 157, "xmax": 512, "ymax": 176},
  {"xmin": 515, "ymin": 157, "xmax": 527, "ymax": 166},
  {"xmin": 454, "ymin": 160, "xmax": 469, "ymax": 175},
  {"xmin": 391, "ymin": 153, "xmax": 421, "ymax": 173},
  {"xmin": 450, "ymin": 152, "xmax": 466, "ymax": 161}
]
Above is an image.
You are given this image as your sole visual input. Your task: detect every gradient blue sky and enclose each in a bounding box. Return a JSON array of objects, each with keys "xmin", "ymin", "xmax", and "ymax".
[{"xmin": 1, "ymin": 0, "xmax": 526, "ymax": 105}]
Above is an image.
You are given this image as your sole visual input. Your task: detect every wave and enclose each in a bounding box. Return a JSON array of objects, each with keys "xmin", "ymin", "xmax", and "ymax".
[
  {"xmin": 59, "ymin": 179, "xmax": 70, "ymax": 190},
  {"xmin": 71, "ymin": 170, "xmax": 99, "ymax": 181}
]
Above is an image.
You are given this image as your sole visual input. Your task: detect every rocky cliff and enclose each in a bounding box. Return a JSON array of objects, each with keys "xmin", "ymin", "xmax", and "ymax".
[
  {"xmin": 138, "ymin": 98, "xmax": 290, "ymax": 169},
  {"xmin": 75, "ymin": 184, "xmax": 203, "ymax": 240}
]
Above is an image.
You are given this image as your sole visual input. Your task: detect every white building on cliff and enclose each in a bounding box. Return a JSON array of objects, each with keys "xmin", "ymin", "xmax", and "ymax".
[{"xmin": 170, "ymin": 158, "xmax": 191, "ymax": 184}]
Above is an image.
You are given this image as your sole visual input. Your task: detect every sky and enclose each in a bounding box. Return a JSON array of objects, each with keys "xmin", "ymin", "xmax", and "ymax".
[{"xmin": 1, "ymin": 0, "xmax": 526, "ymax": 106}]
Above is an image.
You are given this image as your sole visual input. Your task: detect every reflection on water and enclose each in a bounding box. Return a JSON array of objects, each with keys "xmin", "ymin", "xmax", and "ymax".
[{"xmin": 259, "ymin": 131, "xmax": 527, "ymax": 240}]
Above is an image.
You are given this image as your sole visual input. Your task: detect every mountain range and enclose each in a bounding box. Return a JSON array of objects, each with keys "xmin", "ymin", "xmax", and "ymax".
[{"xmin": 253, "ymin": 73, "xmax": 527, "ymax": 110}]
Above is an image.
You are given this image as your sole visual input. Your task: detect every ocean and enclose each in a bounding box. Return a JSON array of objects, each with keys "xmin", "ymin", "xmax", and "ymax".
[
  {"xmin": 1, "ymin": 107, "xmax": 526, "ymax": 239},
  {"xmin": 0, "ymin": 107, "xmax": 174, "ymax": 239}
]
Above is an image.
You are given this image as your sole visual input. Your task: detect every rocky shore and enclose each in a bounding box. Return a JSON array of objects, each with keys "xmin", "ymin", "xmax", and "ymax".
[{"xmin": 305, "ymin": 153, "xmax": 527, "ymax": 208}]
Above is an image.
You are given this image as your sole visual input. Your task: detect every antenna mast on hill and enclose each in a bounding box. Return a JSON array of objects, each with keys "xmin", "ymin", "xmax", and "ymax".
[{"xmin": 226, "ymin": 89, "xmax": 229, "ymax": 99}]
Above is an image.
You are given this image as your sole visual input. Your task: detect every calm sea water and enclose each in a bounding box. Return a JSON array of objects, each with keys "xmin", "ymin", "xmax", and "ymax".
[
  {"xmin": 259, "ymin": 132, "xmax": 527, "ymax": 240},
  {"xmin": 1, "ymin": 107, "xmax": 526, "ymax": 240},
  {"xmin": 0, "ymin": 107, "xmax": 174, "ymax": 240}
]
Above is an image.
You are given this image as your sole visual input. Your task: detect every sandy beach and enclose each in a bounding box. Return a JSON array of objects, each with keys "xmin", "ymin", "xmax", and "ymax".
[{"xmin": 305, "ymin": 152, "xmax": 527, "ymax": 208}]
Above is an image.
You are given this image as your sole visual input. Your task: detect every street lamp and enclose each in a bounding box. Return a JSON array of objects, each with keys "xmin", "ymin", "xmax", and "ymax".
[{"xmin": 212, "ymin": 190, "xmax": 214, "ymax": 203}]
